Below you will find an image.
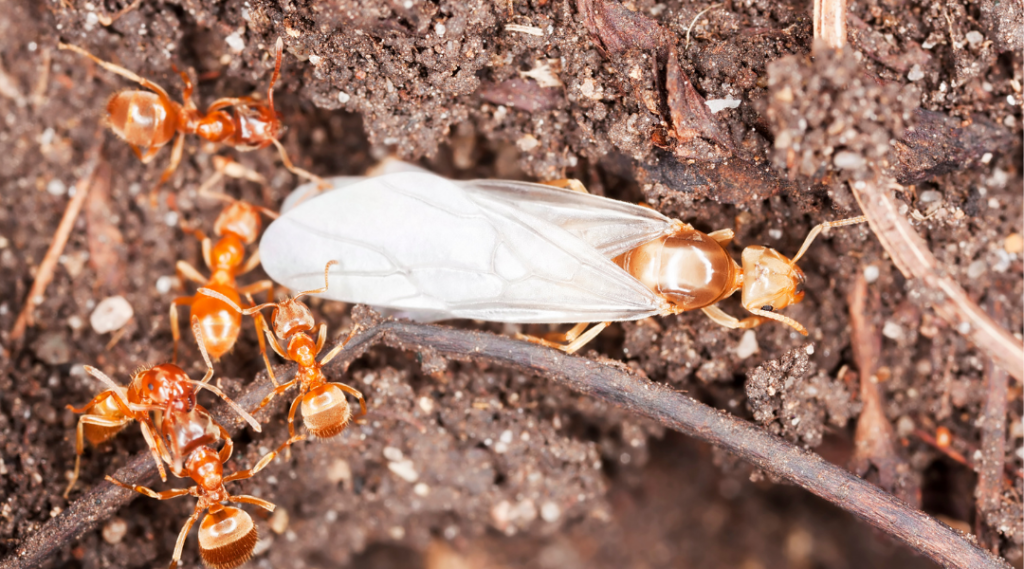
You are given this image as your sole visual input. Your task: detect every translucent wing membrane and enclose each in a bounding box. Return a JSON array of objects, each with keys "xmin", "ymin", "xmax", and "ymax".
[{"xmin": 261, "ymin": 172, "xmax": 670, "ymax": 323}]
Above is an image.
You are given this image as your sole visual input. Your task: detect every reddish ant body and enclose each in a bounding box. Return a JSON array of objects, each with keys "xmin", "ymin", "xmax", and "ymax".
[
  {"xmin": 198, "ymin": 262, "xmax": 367, "ymax": 440},
  {"xmin": 108, "ymin": 412, "xmax": 300, "ymax": 569},
  {"xmin": 171, "ymin": 158, "xmax": 278, "ymax": 364},
  {"xmin": 57, "ymin": 38, "xmax": 321, "ymax": 195},
  {"xmin": 64, "ymin": 318, "xmax": 260, "ymax": 498}
]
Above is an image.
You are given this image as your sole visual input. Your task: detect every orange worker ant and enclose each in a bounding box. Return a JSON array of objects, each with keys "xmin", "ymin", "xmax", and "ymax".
[
  {"xmin": 107, "ymin": 414, "xmax": 301, "ymax": 569},
  {"xmin": 171, "ymin": 157, "xmax": 278, "ymax": 365},
  {"xmin": 57, "ymin": 38, "xmax": 322, "ymax": 197},
  {"xmin": 197, "ymin": 261, "xmax": 367, "ymax": 440},
  {"xmin": 64, "ymin": 317, "xmax": 260, "ymax": 498}
]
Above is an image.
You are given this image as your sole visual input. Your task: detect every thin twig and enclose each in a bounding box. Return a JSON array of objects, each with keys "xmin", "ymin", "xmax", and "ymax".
[
  {"xmin": 0, "ymin": 316, "xmax": 1008, "ymax": 569},
  {"xmin": 849, "ymin": 176, "xmax": 1024, "ymax": 382},
  {"xmin": 813, "ymin": 0, "xmax": 847, "ymax": 51},
  {"xmin": 975, "ymin": 294, "xmax": 1010, "ymax": 552},
  {"xmin": 9, "ymin": 152, "xmax": 102, "ymax": 344}
]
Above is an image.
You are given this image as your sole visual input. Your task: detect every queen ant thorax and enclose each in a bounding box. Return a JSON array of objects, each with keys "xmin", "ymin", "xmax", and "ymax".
[
  {"xmin": 197, "ymin": 261, "xmax": 367, "ymax": 440},
  {"xmin": 107, "ymin": 411, "xmax": 301, "ymax": 569},
  {"xmin": 64, "ymin": 317, "xmax": 260, "ymax": 499},
  {"xmin": 57, "ymin": 38, "xmax": 323, "ymax": 199},
  {"xmin": 171, "ymin": 157, "xmax": 279, "ymax": 365}
]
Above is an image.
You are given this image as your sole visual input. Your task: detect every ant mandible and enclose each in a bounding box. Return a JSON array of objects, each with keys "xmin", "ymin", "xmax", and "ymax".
[
  {"xmin": 171, "ymin": 157, "xmax": 278, "ymax": 367},
  {"xmin": 64, "ymin": 317, "xmax": 261, "ymax": 498},
  {"xmin": 57, "ymin": 38, "xmax": 322, "ymax": 197},
  {"xmin": 198, "ymin": 261, "xmax": 367, "ymax": 440}
]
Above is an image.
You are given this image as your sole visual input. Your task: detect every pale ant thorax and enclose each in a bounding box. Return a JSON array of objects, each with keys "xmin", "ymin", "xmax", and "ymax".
[
  {"xmin": 186, "ymin": 446, "xmax": 224, "ymax": 490},
  {"xmin": 209, "ymin": 233, "xmax": 246, "ymax": 271}
]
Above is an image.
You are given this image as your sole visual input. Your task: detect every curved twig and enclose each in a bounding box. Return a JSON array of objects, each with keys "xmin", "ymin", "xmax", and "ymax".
[
  {"xmin": 850, "ymin": 176, "xmax": 1024, "ymax": 382},
  {"xmin": 0, "ymin": 317, "xmax": 1007, "ymax": 569}
]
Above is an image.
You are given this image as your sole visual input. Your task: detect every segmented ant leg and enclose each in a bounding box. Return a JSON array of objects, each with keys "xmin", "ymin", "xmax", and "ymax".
[
  {"xmin": 151, "ymin": 132, "xmax": 185, "ymax": 206},
  {"xmin": 318, "ymin": 324, "xmax": 363, "ymax": 365},
  {"xmin": 286, "ymin": 395, "xmax": 302, "ymax": 439},
  {"xmin": 701, "ymin": 305, "xmax": 768, "ymax": 330},
  {"xmin": 169, "ymin": 296, "xmax": 194, "ymax": 364},
  {"xmin": 168, "ymin": 508, "xmax": 203, "ymax": 569},
  {"xmin": 314, "ymin": 323, "xmax": 328, "ymax": 354},
  {"xmin": 138, "ymin": 420, "xmax": 170, "ymax": 482},
  {"xmin": 236, "ymin": 250, "xmax": 264, "ymax": 276},
  {"xmin": 216, "ymin": 424, "xmax": 234, "ymax": 464},
  {"xmin": 239, "ymin": 290, "xmax": 277, "ymax": 385},
  {"xmin": 540, "ymin": 178, "xmax": 589, "ymax": 194},
  {"xmin": 176, "ymin": 260, "xmax": 208, "ymax": 284},
  {"xmin": 129, "ymin": 144, "xmax": 161, "ymax": 164},
  {"xmin": 790, "ymin": 215, "xmax": 868, "ymax": 264},
  {"xmin": 229, "ymin": 495, "xmax": 276, "ymax": 511},
  {"xmin": 63, "ymin": 413, "xmax": 132, "ymax": 498},
  {"xmin": 706, "ymin": 228, "xmax": 735, "ymax": 246},
  {"xmin": 224, "ymin": 434, "xmax": 305, "ymax": 484},
  {"xmin": 105, "ymin": 475, "xmax": 192, "ymax": 500},
  {"xmin": 516, "ymin": 321, "xmax": 608, "ymax": 353},
  {"xmin": 334, "ymin": 383, "xmax": 368, "ymax": 417},
  {"xmin": 58, "ymin": 43, "xmax": 174, "ymax": 100},
  {"xmin": 255, "ymin": 379, "xmax": 299, "ymax": 414}
]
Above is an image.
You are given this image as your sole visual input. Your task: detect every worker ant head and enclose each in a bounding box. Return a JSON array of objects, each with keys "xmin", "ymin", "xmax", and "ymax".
[
  {"xmin": 740, "ymin": 246, "xmax": 808, "ymax": 335},
  {"xmin": 131, "ymin": 364, "xmax": 196, "ymax": 413}
]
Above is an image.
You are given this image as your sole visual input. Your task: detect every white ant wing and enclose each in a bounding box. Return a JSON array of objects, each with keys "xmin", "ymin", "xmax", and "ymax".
[{"xmin": 261, "ymin": 172, "xmax": 671, "ymax": 323}]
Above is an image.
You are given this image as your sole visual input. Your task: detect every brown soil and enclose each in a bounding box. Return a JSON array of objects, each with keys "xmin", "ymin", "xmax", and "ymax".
[{"xmin": 0, "ymin": 0, "xmax": 1020, "ymax": 568}]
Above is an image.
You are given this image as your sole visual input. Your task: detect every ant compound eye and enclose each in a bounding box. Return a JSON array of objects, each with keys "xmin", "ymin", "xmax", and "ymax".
[
  {"xmin": 761, "ymin": 305, "xmax": 774, "ymax": 312},
  {"xmin": 148, "ymin": 383, "xmax": 155, "ymax": 391}
]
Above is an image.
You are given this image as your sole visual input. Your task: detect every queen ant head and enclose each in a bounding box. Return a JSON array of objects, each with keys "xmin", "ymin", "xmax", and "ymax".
[{"xmin": 740, "ymin": 246, "xmax": 808, "ymax": 334}]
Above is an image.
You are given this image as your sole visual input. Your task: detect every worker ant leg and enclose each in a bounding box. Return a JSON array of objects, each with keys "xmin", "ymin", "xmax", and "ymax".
[
  {"xmin": 334, "ymin": 383, "xmax": 368, "ymax": 418},
  {"xmin": 517, "ymin": 322, "xmax": 610, "ymax": 354},
  {"xmin": 700, "ymin": 305, "xmax": 769, "ymax": 330},
  {"xmin": 286, "ymin": 394, "xmax": 302, "ymax": 439},
  {"xmin": 541, "ymin": 178, "xmax": 589, "ymax": 194},
  {"xmin": 269, "ymin": 137, "xmax": 328, "ymax": 188},
  {"xmin": 176, "ymin": 260, "xmax": 208, "ymax": 285},
  {"xmin": 318, "ymin": 324, "xmax": 364, "ymax": 366},
  {"xmin": 707, "ymin": 228, "xmax": 734, "ymax": 246},
  {"xmin": 151, "ymin": 131, "xmax": 185, "ymax": 203},
  {"xmin": 58, "ymin": 43, "xmax": 174, "ymax": 100},
  {"xmin": 169, "ymin": 296, "xmax": 194, "ymax": 364},
  {"xmin": 63, "ymin": 413, "xmax": 132, "ymax": 498},
  {"xmin": 224, "ymin": 435, "xmax": 305, "ymax": 484},
  {"xmin": 170, "ymin": 508, "xmax": 203, "ymax": 569},
  {"xmin": 255, "ymin": 379, "xmax": 299, "ymax": 414},
  {"xmin": 105, "ymin": 475, "xmax": 192, "ymax": 500}
]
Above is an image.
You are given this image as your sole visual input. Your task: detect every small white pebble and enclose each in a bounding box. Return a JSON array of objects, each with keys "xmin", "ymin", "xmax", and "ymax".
[
  {"xmin": 90, "ymin": 296, "xmax": 133, "ymax": 334},
  {"xmin": 325, "ymin": 510, "xmax": 338, "ymax": 522},
  {"xmin": 164, "ymin": 211, "xmax": 179, "ymax": 227},
  {"xmin": 225, "ymin": 31, "xmax": 245, "ymax": 54},
  {"xmin": 383, "ymin": 446, "xmax": 404, "ymax": 462},
  {"xmin": 980, "ymin": 152, "xmax": 993, "ymax": 164},
  {"xmin": 804, "ymin": 344, "xmax": 815, "ymax": 355},
  {"xmin": 308, "ymin": 54, "xmax": 322, "ymax": 66},
  {"xmin": 907, "ymin": 64, "xmax": 924, "ymax": 81},
  {"xmin": 414, "ymin": 482, "xmax": 430, "ymax": 496},
  {"xmin": 919, "ymin": 190, "xmax": 942, "ymax": 203},
  {"xmin": 418, "ymin": 396, "xmax": 434, "ymax": 414},
  {"xmin": 46, "ymin": 179, "xmax": 66, "ymax": 196},
  {"xmin": 516, "ymin": 134, "xmax": 540, "ymax": 152},
  {"xmin": 435, "ymin": 22, "xmax": 446, "ymax": 36},
  {"xmin": 67, "ymin": 315, "xmax": 84, "ymax": 330},
  {"xmin": 155, "ymin": 275, "xmax": 176, "ymax": 294},
  {"xmin": 863, "ymin": 265, "xmax": 880, "ymax": 283},
  {"xmin": 337, "ymin": 91, "xmax": 351, "ymax": 104},
  {"xmin": 1007, "ymin": 94, "xmax": 1017, "ymax": 106},
  {"xmin": 389, "ymin": 526, "xmax": 406, "ymax": 540},
  {"xmin": 704, "ymin": 96, "xmax": 741, "ymax": 113},
  {"xmin": 966, "ymin": 259, "xmax": 986, "ymax": 279},
  {"xmin": 388, "ymin": 459, "xmax": 419, "ymax": 482},
  {"xmin": 499, "ymin": 430, "xmax": 513, "ymax": 444},
  {"xmin": 102, "ymin": 517, "xmax": 127, "ymax": 544},
  {"xmin": 965, "ymin": 31, "xmax": 984, "ymax": 46},
  {"xmin": 957, "ymin": 321, "xmax": 971, "ymax": 334},
  {"xmin": 540, "ymin": 502, "xmax": 561, "ymax": 523},
  {"xmin": 768, "ymin": 228, "xmax": 783, "ymax": 240},
  {"xmin": 833, "ymin": 151, "xmax": 865, "ymax": 170},
  {"xmin": 733, "ymin": 330, "xmax": 759, "ymax": 359},
  {"xmin": 882, "ymin": 321, "xmax": 904, "ymax": 340}
]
